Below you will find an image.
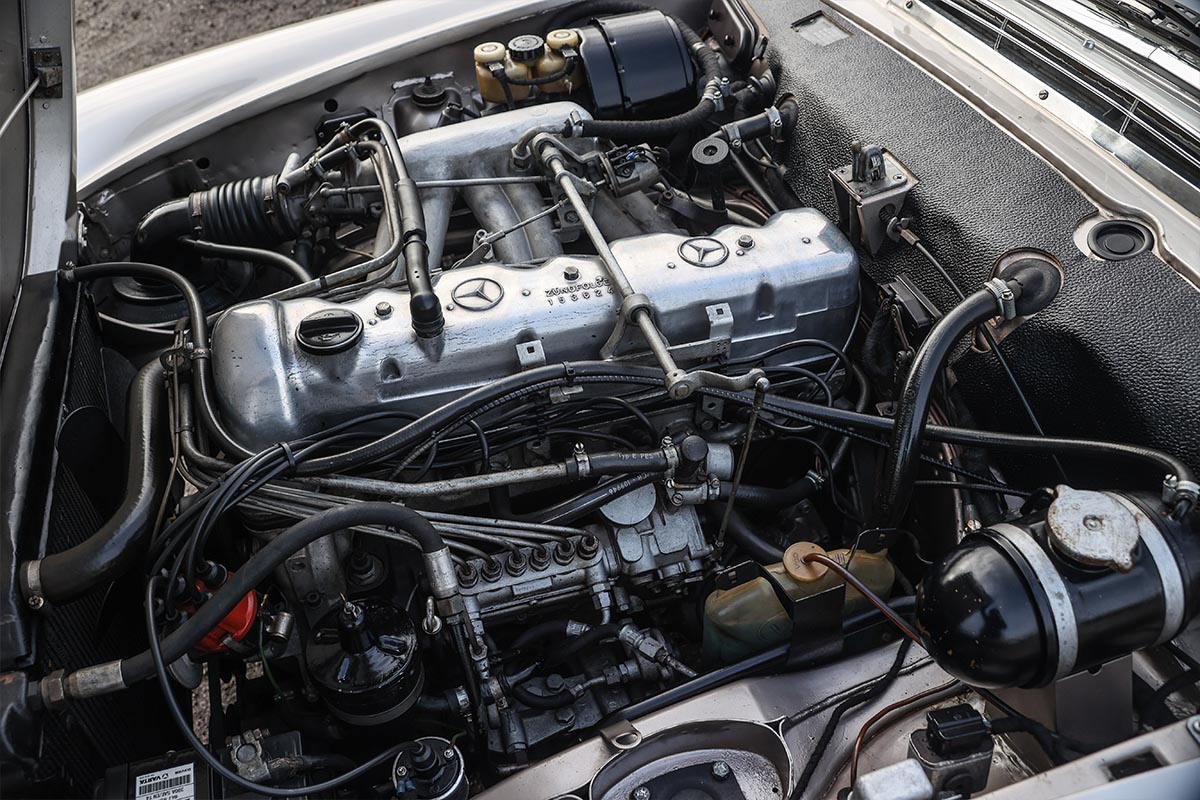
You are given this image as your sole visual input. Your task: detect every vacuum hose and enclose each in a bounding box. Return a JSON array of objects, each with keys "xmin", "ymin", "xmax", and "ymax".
[{"xmin": 873, "ymin": 260, "xmax": 1061, "ymax": 528}]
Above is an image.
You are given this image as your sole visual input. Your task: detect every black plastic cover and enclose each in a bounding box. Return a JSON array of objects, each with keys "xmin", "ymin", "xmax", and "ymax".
[
  {"xmin": 576, "ymin": 11, "xmax": 695, "ymax": 119},
  {"xmin": 296, "ymin": 308, "xmax": 363, "ymax": 354}
]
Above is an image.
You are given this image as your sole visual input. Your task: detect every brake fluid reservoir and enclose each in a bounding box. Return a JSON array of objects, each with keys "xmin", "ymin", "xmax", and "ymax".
[
  {"xmin": 540, "ymin": 29, "xmax": 582, "ymax": 93},
  {"xmin": 473, "ymin": 41, "xmax": 532, "ymax": 103},
  {"xmin": 703, "ymin": 542, "xmax": 895, "ymax": 663}
]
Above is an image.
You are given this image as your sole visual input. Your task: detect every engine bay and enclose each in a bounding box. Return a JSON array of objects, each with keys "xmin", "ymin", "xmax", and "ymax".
[{"xmin": 8, "ymin": 1, "xmax": 1200, "ymax": 798}]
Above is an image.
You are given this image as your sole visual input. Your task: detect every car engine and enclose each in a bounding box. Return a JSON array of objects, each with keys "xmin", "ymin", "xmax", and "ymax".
[{"xmin": 8, "ymin": 2, "xmax": 1200, "ymax": 799}]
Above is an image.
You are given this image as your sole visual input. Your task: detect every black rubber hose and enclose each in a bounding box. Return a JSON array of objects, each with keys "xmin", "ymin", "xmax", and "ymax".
[
  {"xmin": 177, "ymin": 238, "xmax": 313, "ymax": 284},
  {"xmin": 544, "ymin": 623, "xmax": 622, "ymax": 667},
  {"xmin": 725, "ymin": 508, "xmax": 784, "ymax": 563},
  {"xmin": 28, "ymin": 361, "xmax": 166, "ymax": 604},
  {"xmin": 120, "ymin": 503, "xmax": 441, "ymax": 685},
  {"xmin": 873, "ymin": 285, "xmax": 1007, "ymax": 528},
  {"xmin": 133, "ymin": 176, "xmax": 301, "ymax": 260},
  {"xmin": 719, "ymin": 474, "xmax": 820, "ymax": 511},
  {"xmin": 347, "ymin": 118, "xmax": 443, "ymax": 339},
  {"xmin": 752, "ymin": 389, "xmax": 1196, "ymax": 510},
  {"xmin": 292, "ymin": 362, "xmax": 665, "ymax": 476},
  {"xmin": 67, "ymin": 262, "xmax": 253, "ymax": 460},
  {"xmin": 510, "ymin": 620, "xmax": 579, "ymax": 652},
  {"xmin": 529, "ymin": 473, "xmax": 658, "ymax": 525},
  {"xmin": 552, "ymin": 1, "xmax": 723, "ymax": 140}
]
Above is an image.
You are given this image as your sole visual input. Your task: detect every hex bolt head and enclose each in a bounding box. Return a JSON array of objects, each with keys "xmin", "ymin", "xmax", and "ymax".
[
  {"xmin": 578, "ymin": 534, "xmax": 600, "ymax": 559},
  {"xmin": 545, "ymin": 673, "xmax": 565, "ymax": 691},
  {"xmin": 711, "ymin": 761, "xmax": 731, "ymax": 780},
  {"xmin": 375, "ymin": 301, "xmax": 393, "ymax": 318},
  {"xmin": 555, "ymin": 707, "xmax": 575, "ymax": 724},
  {"xmin": 736, "ymin": 234, "xmax": 755, "ymax": 249},
  {"xmin": 563, "ymin": 265, "xmax": 581, "ymax": 281}
]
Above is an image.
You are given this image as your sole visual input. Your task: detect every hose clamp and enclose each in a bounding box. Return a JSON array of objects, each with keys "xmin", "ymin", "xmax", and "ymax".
[
  {"xmin": 703, "ymin": 78, "xmax": 725, "ymax": 111},
  {"xmin": 20, "ymin": 561, "xmax": 45, "ymax": 611},
  {"xmin": 1163, "ymin": 475, "xmax": 1200, "ymax": 506},
  {"xmin": 764, "ymin": 105, "xmax": 784, "ymax": 142},
  {"xmin": 983, "ymin": 277, "xmax": 1017, "ymax": 320},
  {"xmin": 566, "ymin": 110, "xmax": 585, "ymax": 138},
  {"xmin": 573, "ymin": 444, "xmax": 592, "ymax": 479}
]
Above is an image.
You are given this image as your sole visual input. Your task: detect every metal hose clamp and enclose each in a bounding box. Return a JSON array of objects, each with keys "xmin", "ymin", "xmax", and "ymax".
[{"xmin": 983, "ymin": 277, "xmax": 1017, "ymax": 320}]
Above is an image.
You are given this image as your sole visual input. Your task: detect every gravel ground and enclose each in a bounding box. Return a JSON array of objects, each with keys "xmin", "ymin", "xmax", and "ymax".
[{"xmin": 75, "ymin": 0, "xmax": 383, "ymax": 90}]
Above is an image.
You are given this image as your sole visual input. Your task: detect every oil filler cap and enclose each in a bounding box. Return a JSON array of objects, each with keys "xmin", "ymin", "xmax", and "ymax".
[{"xmin": 297, "ymin": 308, "xmax": 363, "ymax": 354}]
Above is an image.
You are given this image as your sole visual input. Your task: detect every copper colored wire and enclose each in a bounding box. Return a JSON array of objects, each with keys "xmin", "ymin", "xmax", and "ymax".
[
  {"xmin": 802, "ymin": 552, "xmax": 922, "ymax": 644},
  {"xmin": 848, "ymin": 679, "xmax": 964, "ymax": 784}
]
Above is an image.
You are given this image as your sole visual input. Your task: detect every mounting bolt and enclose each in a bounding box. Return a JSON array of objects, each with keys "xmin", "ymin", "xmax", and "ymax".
[
  {"xmin": 375, "ymin": 301, "xmax": 393, "ymax": 317},
  {"xmin": 556, "ymin": 707, "xmax": 575, "ymax": 724},
  {"xmin": 632, "ymin": 788, "xmax": 651, "ymax": 800},
  {"xmin": 736, "ymin": 234, "xmax": 755, "ymax": 249},
  {"xmin": 711, "ymin": 761, "xmax": 731, "ymax": 780},
  {"xmin": 395, "ymin": 765, "xmax": 408, "ymax": 778},
  {"xmin": 563, "ymin": 265, "xmax": 581, "ymax": 281},
  {"xmin": 26, "ymin": 596, "xmax": 45, "ymax": 611},
  {"xmin": 1038, "ymin": 89, "xmax": 1049, "ymax": 100},
  {"xmin": 443, "ymin": 748, "xmax": 456, "ymax": 760}
]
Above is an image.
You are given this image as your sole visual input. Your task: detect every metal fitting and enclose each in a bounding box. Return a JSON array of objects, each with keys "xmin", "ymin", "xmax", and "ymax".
[{"xmin": 983, "ymin": 277, "xmax": 1017, "ymax": 320}]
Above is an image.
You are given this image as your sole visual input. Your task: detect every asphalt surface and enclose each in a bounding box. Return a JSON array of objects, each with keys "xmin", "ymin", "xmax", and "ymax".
[{"xmin": 75, "ymin": 0, "xmax": 383, "ymax": 90}]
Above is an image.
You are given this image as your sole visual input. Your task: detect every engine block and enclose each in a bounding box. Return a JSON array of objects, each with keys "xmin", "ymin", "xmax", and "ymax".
[{"xmin": 212, "ymin": 210, "xmax": 858, "ymax": 448}]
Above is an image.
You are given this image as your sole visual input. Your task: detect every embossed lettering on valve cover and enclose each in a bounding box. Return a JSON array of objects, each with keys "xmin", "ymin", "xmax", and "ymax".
[{"xmin": 545, "ymin": 275, "xmax": 611, "ymax": 306}]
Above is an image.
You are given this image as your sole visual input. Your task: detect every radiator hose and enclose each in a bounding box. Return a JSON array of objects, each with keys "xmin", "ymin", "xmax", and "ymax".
[{"xmin": 20, "ymin": 360, "xmax": 166, "ymax": 605}]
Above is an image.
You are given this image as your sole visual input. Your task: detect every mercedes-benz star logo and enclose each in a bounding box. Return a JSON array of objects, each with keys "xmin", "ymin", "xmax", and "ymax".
[
  {"xmin": 451, "ymin": 277, "xmax": 504, "ymax": 311},
  {"xmin": 677, "ymin": 237, "xmax": 729, "ymax": 267}
]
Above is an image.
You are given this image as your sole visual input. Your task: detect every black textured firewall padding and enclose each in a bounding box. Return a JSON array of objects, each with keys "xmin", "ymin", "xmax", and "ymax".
[{"xmin": 751, "ymin": 0, "xmax": 1200, "ymax": 481}]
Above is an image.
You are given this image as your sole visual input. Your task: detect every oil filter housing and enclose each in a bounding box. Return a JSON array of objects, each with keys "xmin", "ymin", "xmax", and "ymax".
[{"xmin": 916, "ymin": 487, "xmax": 1200, "ymax": 688}]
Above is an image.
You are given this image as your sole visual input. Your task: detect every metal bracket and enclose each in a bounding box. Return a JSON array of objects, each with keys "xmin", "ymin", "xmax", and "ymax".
[
  {"xmin": 830, "ymin": 143, "xmax": 917, "ymax": 254},
  {"xmin": 599, "ymin": 717, "xmax": 643, "ymax": 751},
  {"xmin": 28, "ymin": 46, "xmax": 63, "ymax": 99},
  {"xmin": 516, "ymin": 340, "xmax": 547, "ymax": 370},
  {"xmin": 715, "ymin": 560, "xmax": 846, "ymax": 667},
  {"xmin": 600, "ymin": 293, "xmax": 655, "ymax": 360}
]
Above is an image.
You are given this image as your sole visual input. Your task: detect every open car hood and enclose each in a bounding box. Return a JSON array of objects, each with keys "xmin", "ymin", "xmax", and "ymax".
[{"xmin": 0, "ymin": 0, "xmax": 75, "ymax": 342}]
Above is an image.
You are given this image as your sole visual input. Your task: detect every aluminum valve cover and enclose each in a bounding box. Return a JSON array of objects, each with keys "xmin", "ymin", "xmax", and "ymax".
[{"xmin": 211, "ymin": 209, "xmax": 859, "ymax": 449}]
